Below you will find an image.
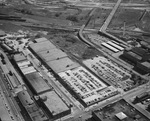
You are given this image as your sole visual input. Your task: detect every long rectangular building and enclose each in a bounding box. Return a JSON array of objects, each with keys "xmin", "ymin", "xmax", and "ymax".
[
  {"xmin": 29, "ymin": 41, "xmax": 56, "ymax": 52},
  {"xmin": 46, "ymin": 57, "xmax": 80, "ymax": 73},
  {"xmin": 107, "ymin": 41, "xmax": 124, "ymax": 51},
  {"xmin": 25, "ymin": 72, "xmax": 52, "ymax": 95},
  {"xmin": 101, "ymin": 42, "xmax": 119, "ymax": 53},
  {"xmin": 29, "ymin": 40, "xmax": 80, "ymax": 73},
  {"xmin": 37, "ymin": 48, "xmax": 67, "ymax": 62}
]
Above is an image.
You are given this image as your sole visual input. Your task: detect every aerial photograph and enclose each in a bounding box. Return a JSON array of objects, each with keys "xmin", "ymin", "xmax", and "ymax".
[{"xmin": 0, "ymin": 0, "xmax": 150, "ymax": 121}]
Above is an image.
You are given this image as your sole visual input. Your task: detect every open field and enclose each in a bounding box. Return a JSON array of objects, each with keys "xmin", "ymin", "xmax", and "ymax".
[
  {"xmin": 108, "ymin": 8, "xmax": 150, "ymax": 32},
  {"xmin": 121, "ymin": 0, "xmax": 150, "ymax": 4},
  {"xmin": 0, "ymin": 2, "xmax": 93, "ymax": 28},
  {"xmin": 0, "ymin": 21, "xmax": 30, "ymax": 32},
  {"xmin": 87, "ymin": 8, "xmax": 111, "ymax": 29},
  {"xmin": 109, "ymin": 8, "xmax": 143, "ymax": 29},
  {"xmin": 50, "ymin": 34, "xmax": 102, "ymax": 59}
]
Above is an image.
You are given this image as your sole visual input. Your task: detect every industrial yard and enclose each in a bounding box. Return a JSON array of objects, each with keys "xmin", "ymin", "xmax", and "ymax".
[{"xmin": 0, "ymin": 0, "xmax": 150, "ymax": 121}]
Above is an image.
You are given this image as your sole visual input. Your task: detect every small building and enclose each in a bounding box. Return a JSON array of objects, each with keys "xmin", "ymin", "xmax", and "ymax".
[
  {"xmin": 136, "ymin": 61, "xmax": 150, "ymax": 74},
  {"xmin": 35, "ymin": 37, "xmax": 47, "ymax": 43},
  {"xmin": 37, "ymin": 48, "xmax": 67, "ymax": 62},
  {"xmin": 115, "ymin": 112, "xmax": 127, "ymax": 121},
  {"xmin": 17, "ymin": 90, "xmax": 34, "ymax": 108},
  {"xmin": 14, "ymin": 53, "xmax": 27, "ymax": 62}
]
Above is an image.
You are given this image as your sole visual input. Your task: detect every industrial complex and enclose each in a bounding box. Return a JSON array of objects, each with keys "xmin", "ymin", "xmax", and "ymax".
[{"xmin": 0, "ymin": 0, "xmax": 150, "ymax": 121}]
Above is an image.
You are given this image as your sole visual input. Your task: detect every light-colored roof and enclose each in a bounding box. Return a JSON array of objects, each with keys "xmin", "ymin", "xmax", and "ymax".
[
  {"xmin": 35, "ymin": 37, "xmax": 47, "ymax": 43},
  {"xmin": 21, "ymin": 66, "xmax": 36, "ymax": 75},
  {"xmin": 128, "ymin": 51, "xmax": 142, "ymax": 60},
  {"xmin": 141, "ymin": 61, "xmax": 150, "ymax": 68},
  {"xmin": 17, "ymin": 90, "xmax": 34, "ymax": 107},
  {"xmin": 40, "ymin": 91, "xmax": 69, "ymax": 116},
  {"xmin": 25, "ymin": 72, "xmax": 52, "ymax": 94},
  {"xmin": 14, "ymin": 53, "xmax": 26, "ymax": 62},
  {"xmin": 46, "ymin": 57, "xmax": 79, "ymax": 73},
  {"xmin": 115, "ymin": 112, "xmax": 127, "ymax": 120},
  {"xmin": 29, "ymin": 41, "xmax": 56, "ymax": 52},
  {"xmin": 38, "ymin": 48, "xmax": 67, "ymax": 62}
]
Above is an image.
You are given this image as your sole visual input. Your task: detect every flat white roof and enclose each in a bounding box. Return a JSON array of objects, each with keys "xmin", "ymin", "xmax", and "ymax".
[
  {"xmin": 35, "ymin": 37, "xmax": 47, "ymax": 43},
  {"xmin": 116, "ymin": 112, "xmax": 127, "ymax": 120},
  {"xmin": 29, "ymin": 41, "xmax": 56, "ymax": 52},
  {"xmin": 38, "ymin": 48, "xmax": 67, "ymax": 62},
  {"xmin": 107, "ymin": 41, "xmax": 124, "ymax": 51},
  {"xmin": 40, "ymin": 91, "xmax": 69, "ymax": 116},
  {"xmin": 17, "ymin": 60, "xmax": 31, "ymax": 67},
  {"xmin": 21, "ymin": 66, "xmax": 36, "ymax": 75},
  {"xmin": 14, "ymin": 53, "xmax": 26, "ymax": 62},
  {"xmin": 46, "ymin": 57, "xmax": 80, "ymax": 73},
  {"xmin": 141, "ymin": 61, "xmax": 150, "ymax": 68},
  {"xmin": 101, "ymin": 42, "xmax": 119, "ymax": 52}
]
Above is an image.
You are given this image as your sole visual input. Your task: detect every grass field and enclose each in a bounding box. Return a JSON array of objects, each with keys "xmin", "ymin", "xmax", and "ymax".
[
  {"xmin": 49, "ymin": 34, "xmax": 101, "ymax": 59},
  {"xmin": 87, "ymin": 8, "xmax": 111, "ymax": 29},
  {"xmin": 122, "ymin": 0, "xmax": 150, "ymax": 4},
  {"xmin": 109, "ymin": 8, "xmax": 143, "ymax": 29}
]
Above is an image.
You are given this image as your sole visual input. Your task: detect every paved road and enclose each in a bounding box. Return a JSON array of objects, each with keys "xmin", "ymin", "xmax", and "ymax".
[
  {"xmin": 124, "ymin": 86, "xmax": 150, "ymax": 119},
  {"xmin": 72, "ymin": 2, "xmax": 150, "ymax": 8},
  {"xmin": 0, "ymin": 75, "xmax": 16, "ymax": 121},
  {"xmin": 0, "ymin": 63, "xmax": 22, "ymax": 121},
  {"xmin": 100, "ymin": 0, "xmax": 122, "ymax": 32}
]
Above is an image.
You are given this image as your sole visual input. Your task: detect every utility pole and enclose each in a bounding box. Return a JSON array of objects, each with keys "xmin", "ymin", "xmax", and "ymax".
[{"xmin": 123, "ymin": 21, "xmax": 126, "ymax": 37}]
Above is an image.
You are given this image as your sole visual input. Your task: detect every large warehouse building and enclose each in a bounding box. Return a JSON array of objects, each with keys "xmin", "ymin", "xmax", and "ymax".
[
  {"xmin": 121, "ymin": 47, "xmax": 150, "ymax": 64},
  {"xmin": 121, "ymin": 47, "xmax": 150, "ymax": 74},
  {"xmin": 13, "ymin": 53, "xmax": 52, "ymax": 95},
  {"xmin": 38, "ymin": 91, "xmax": 71, "ymax": 119},
  {"xmin": 25, "ymin": 72, "xmax": 52, "ymax": 95},
  {"xmin": 28, "ymin": 39, "xmax": 80, "ymax": 73}
]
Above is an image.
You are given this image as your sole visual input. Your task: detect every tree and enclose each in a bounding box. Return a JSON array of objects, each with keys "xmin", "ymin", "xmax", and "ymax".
[{"xmin": 66, "ymin": 15, "xmax": 78, "ymax": 22}]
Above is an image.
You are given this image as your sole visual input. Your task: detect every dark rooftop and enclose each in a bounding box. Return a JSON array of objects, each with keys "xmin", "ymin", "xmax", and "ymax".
[
  {"xmin": 25, "ymin": 72, "xmax": 52, "ymax": 94},
  {"xmin": 93, "ymin": 99, "xmax": 149, "ymax": 121}
]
